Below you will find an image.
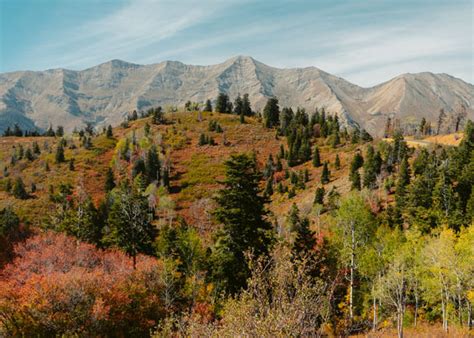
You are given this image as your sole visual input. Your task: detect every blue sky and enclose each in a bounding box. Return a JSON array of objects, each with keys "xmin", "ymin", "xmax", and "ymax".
[{"xmin": 0, "ymin": 0, "xmax": 472, "ymax": 86}]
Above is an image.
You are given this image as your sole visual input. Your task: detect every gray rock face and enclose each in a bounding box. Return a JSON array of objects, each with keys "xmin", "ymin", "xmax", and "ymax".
[{"xmin": 1, "ymin": 56, "xmax": 472, "ymax": 136}]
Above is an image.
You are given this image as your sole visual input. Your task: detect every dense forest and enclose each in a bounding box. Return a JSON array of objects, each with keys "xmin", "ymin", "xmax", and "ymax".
[{"xmin": 0, "ymin": 94, "xmax": 473, "ymax": 337}]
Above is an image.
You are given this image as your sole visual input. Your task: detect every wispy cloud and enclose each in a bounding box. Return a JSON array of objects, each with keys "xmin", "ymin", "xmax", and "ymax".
[
  {"xmin": 7, "ymin": 0, "xmax": 474, "ymax": 86},
  {"xmin": 33, "ymin": 0, "xmax": 243, "ymax": 68}
]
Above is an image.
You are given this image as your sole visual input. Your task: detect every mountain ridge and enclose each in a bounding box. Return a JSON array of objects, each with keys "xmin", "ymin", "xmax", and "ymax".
[{"xmin": 1, "ymin": 56, "xmax": 473, "ymax": 136}]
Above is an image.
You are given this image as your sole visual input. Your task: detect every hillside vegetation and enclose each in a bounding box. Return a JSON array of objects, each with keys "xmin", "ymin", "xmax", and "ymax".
[{"xmin": 0, "ymin": 98, "xmax": 473, "ymax": 337}]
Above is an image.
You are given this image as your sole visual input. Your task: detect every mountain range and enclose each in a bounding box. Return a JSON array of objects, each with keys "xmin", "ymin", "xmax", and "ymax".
[{"xmin": 0, "ymin": 55, "xmax": 472, "ymax": 137}]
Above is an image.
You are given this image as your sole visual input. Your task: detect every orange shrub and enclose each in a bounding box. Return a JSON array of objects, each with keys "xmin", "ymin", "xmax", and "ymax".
[{"xmin": 0, "ymin": 232, "xmax": 167, "ymax": 336}]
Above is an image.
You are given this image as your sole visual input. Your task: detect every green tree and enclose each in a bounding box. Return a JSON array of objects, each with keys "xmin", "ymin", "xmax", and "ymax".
[
  {"xmin": 350, "ymin": 170, "xmax": 361, "ymax": 191},
  {"xmin": 146, "ymin": 145, "xmax": 161, "ymax": 184},
  {"xmin": 204, "ymin": 99, "xmax": 213, "ymax": 112},
  {"xmin": 263, "ymin": 98, "xmax": 280, "ymax": 128},
  {"xmin": 33, "ymin": 141, "xmax": 41, "ymax": 154},
  {"xmin": 104, "ymin": 167, "xmax": 116, "ymax": 192},
  {"xmin": 395, "ymin": 156, "xmax": 411, "ymax": 210},
  {"xmin": 12, "ymin": 177, "xmax": 28, "ymax": 199},
  {"xmin": 215, "ymin": 92, "xmax": 230, "ymax": 113},
  {"xmin": 210, "ymin": 153, "xmax": 274, "ymax": 294},
  {"xmin": 335, "ymin": 154, "xmax": 341, "ymax": 170},
  {"xmin": 321, "ymin": 161, "xmax": 330, "ymax": 184},
  {"xmin": 242, "ymin": 93, "xmax": 252, "ymax": 116},
  {"xmin": 105, "ymin": 181, "xmax": 156, "ymax": 268},
  {"xmin": 106, "ymin": 125, "xmax": 113, "ymax": 138},
  {"xmin": 55, "ymin": 143, "xmax": 65, "ymax": 163},
  {"xmin": 233, "ymin": 94, "xmax": 243, "ymax": 116},
  {"xmin": 363, "ymin": 145, "xmax": 377, "ymax": 189},
  {"xmin": 334, "ymin": 192, "xmax": 376, "ymax": 321},
  {"xmin": 314, "ymin": 186, "xmax": 325, "ymax": 205},
  {"xmin": 132, "ymin": 158, "xmax": 146, "ymax": 179},
  {"xmin": 312, "ymin": 146, "xmax": 321, "ymax": 167}
]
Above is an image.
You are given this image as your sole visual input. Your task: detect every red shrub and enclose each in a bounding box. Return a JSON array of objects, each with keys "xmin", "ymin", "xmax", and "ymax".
[{"xmin": 0, "ymin": 232, "xmax": 167, "ymax": 336}]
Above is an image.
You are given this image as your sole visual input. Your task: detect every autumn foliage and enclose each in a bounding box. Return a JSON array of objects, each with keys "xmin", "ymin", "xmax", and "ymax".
[{"xmin": 0, "ymin": 232, "xmax": 169, "ymax": 336}]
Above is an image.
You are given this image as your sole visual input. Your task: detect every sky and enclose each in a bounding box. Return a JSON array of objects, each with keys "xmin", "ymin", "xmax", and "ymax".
[{"xmin": 0, "ymin": 0, "xmax": 472, "ymax": 86}]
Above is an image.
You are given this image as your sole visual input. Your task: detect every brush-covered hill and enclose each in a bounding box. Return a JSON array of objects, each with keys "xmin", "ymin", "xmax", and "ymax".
[
  {"xmin": 0, "ymin": 110, "xmax": 358, "ymax": 229},
  {"xmin": 1, "ymin": 108, "xmax": 473, "ymax": 337},
  {"xmin": 1, "ymin": 56, "xmax": 472, "ymax": 137}
]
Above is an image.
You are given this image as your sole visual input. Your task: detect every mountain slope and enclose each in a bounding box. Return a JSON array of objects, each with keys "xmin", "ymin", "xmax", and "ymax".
[{"xmin": 1, "ymin": 56, "xmax": 472, "ymax": 136}]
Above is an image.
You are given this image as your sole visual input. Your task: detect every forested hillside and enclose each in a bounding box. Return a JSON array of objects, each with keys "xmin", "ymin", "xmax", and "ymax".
[{"xmin": 0, "ymin": 94, "xmax": 473, "ymax": 337}]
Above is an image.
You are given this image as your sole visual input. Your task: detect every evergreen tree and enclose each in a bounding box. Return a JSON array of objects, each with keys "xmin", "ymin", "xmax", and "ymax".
[
  {"xmin": 215, "ymin": 92, "xmax": 229, "ymax": 113},
  {"xmin": 264, "ymin": 177, "xmax": 273, "ymax": 197},
  {"xmin": 314, "ymin": 187, "xmax": 325, "ymax": 205},
  {"xmin": 105, "ymin": 181, "xmax": 156, "ymax": 268},
  {"xmin": 331, "ymin": 130, "xmax": 341, "ymax": 148},
  {"xmin": 312, "ymin": 146, "xmax": 321, "ymax": 167},
  {"xmin": 351, "ymin": 153, "xmax": 365, "ymax": 174},
  {"xmin": 321, "ymin": 161, "xmax": 330, "ymax": 184},
  {"xmin": 350, "ymin": 170, "xmax": 361, "ymax": 191},
  {"xmin": 263, "ymin": 97, "xmax": 280, "ymax": 128},
  {"xmin": 56, "ymin": 126, "xmax": 64, "ymax": 137},
  {"xmin": 132, "ymin": 158, "xmax": 146, "ymax": 179},
  {"xmin": 395, "ymin": 156, "xmax": 411, "ymax": 210},
  {"xmin": 55, "ymin": 143, "xmax": 65, "ymax": 163},
  {"xmin": 242, "ymin": 93, "xmax": 252, "ymax": 116},
  {"xmin": 233, "ymin": 94, "xmax": 243, "ymax": 116},
  {"xmin": 145, "ymin": 145, "xmax": 161, "ymax": 184},
  {"xmin": 33, "ymin": 141, "xmax": 41, "ymax": 154},
  {"xmin": 13, "ymin": 124, "xmax": 23, "ymax": 137},
  {"xmin": 204, "ymin": 99, "xmax": 213, "ymax": 112},
  {"xmin": 335, "ymin": 154, "xmax": 341, "ymax": 170},
  {"xmin": 46, "ymin": 124, "xmax": 55, "ymax": 137},
  {"xmin": 104, "ymin": 167, "xmax": 116, "ymax": 192},
  {"xmin": 210, "ymin": 153, "xmax": 274, "ymax": 294},
  {"xmin": 106, "ymin": 125, "xmax": 113, "ymax": 138},
  {"xmin": 363, "ymin": 145, "xmax": 377, "ymax": 189},
  {"xmin": 279, "ymin": 107, "xmax": 294, "ymax": 134},
  {"xmin": 25, "ymin": 148, "xmax": 34, "ymax": 161},
  {"xmin": 152, "ymin": 106, "xmax": 164, "ymax": 124},
  {"xmin": 12, "ymin": 177, "xmax": 28, "ymax": 199}
]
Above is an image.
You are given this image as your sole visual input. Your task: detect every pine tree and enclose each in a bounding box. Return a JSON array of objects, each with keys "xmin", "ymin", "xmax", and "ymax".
[
  {"xmin": 55, "ymin": 143, "xmax": 65, "ymax": 163},
  {"xmin": 25, "ymin": 148, "xmax": 34, "ymax": 161},
  {"xmin": 210, "ymin": 153, "xmax": 274, "ymax": 294},
  {"xmin": 233, "ymin": 94, "xmax": 243, "ymax": 116},
  {"xmin": 215, "ymin": 92, "xmax": 229, "ymax": 113},
  {"xmin": 363, "ymin": 145, "xmax": 377, "ymax": 189},
  {"xmin": 204, "ymin": 99, "xmax": 213, "ymax": 112},
  {"xmin": 331, "ymin": 130, "xmax": 341, "ymax": 148},
  {"xmin": 321, "ymin": 161, "xmax": 330, "ymax": 184},
  {"xmin": 145, "ymin": 145, "xmax": 161, "ymax": 184},
  {"xmin": 242, "ymin": 93, "xmax": 252, "ymax": 116},
  {"xmin": 105, "ymin": 181, "xmax": 156, "ymax": 268},
  {"xmin": 350, "ymin": 170, "xmax": 361, "ymax": 191},
  {"xmin": 56, "ymin": 126, "xmax": 64, "ymax": 137},
  {"xmin": 264, "ymin": 177, "xmax": 273, "ymax": 197},
  {"xmin": 132, "ymin": 158, "xmax": 146, "ymax": 179},
  {"xmin": 12, "ymin": 177, "xmax": 28, "ymax": 199},
  {"xmin": 104, "ymin": 167, "xmax": 116, "ymax": 192},
  {"xmin": 33, "ymin": 141, "xmax": 41, "ymax": 154},
  {"xmin": 335, "ymin": 154, "xmax": 341, "ymax": 170},
  {"xmin": 263, "ymin": 97, "xmax": 280, "ymax": 128},
  {"xmin": 198, "ymin": 133, "xmax": 207, "ymax": 146},
  {"xmin": 152, "ymin": 106, "xmax": 164, "ymax": 124},
  {"xmin": 106, "ymin": 125, "xmax": 113, "ymax": 138},
  {"xmin": 312, "ymin": 146, "xmax": 321, "ymax": 167},
  {"xmin": 314, "ymin": 187, "xmax": 325, "ymax": 205}
]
